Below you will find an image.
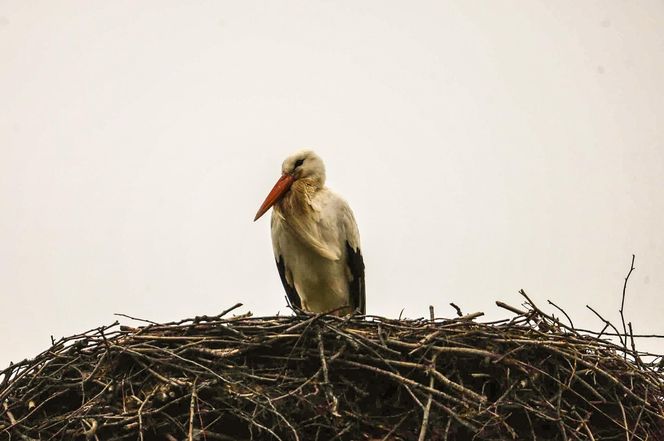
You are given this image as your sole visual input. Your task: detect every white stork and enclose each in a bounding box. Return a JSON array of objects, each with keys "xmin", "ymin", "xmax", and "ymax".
[{"xmin": 254, "ymin": 150, "xmax": 365, "ymax": 315}]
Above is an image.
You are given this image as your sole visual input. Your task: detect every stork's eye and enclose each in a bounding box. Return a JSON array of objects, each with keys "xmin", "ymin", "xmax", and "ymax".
[{"xmin": 294, "ymin": 159, "xmax": 305, "ymax": 169}]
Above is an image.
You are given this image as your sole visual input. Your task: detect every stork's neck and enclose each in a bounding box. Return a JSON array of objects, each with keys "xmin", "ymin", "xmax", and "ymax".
[{"xmin": 275, "ymin": 178, "xmax": 321, "ymax": 217}]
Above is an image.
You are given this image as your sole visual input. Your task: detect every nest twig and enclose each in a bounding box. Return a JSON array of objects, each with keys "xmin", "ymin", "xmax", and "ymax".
[{"xmin": 1, "ymin": 296, "xmax": 663, "ymax": 441}]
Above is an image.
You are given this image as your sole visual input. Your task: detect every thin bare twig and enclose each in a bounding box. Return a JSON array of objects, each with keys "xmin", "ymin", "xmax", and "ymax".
[
  {"xmin": 547, "ymin": 300, "xmax": 574, "ymax": 329},
  {"xmin": 417, "ymin": 370, "xmax": 435, "ymax": 441},
  {"xmin": 188, "ymin": 379, "xmax": 198, "ymax": 441},
  {"xmin": 449, "ymin": 303, "xmax": 463, "ymax": 317},
  {"xmin": 619, "ymin": 255, "xmax": 636, "ymax": 356}
]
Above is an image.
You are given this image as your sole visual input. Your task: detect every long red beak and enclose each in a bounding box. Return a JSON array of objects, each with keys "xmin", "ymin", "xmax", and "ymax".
[{"xmin": 254, "ymin": 174, "xmax": 295, "ymax": 221}]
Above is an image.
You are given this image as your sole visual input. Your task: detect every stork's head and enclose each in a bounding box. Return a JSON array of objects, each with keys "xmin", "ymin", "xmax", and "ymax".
[
  {"xmin": 254, "ymin": 150, "xmax": 326, "ymax": 221},
  {"xmin": 281, "ymin": 150, "xmax": 326, "ymax": 185}
]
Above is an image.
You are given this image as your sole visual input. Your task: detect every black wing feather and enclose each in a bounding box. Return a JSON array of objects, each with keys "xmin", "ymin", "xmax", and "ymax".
[
  {"xmin": 276, "ymin": 256, "xmax": 302, "ymax": 310},
  {"xmin": 345, "ymin": 242, "xmax": 366, "ymax": 314}
]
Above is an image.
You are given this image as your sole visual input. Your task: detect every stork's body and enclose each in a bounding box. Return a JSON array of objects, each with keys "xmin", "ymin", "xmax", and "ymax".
[{"xmin": 254, "ymin": 150, "xmax": 365, "ymax": 315}]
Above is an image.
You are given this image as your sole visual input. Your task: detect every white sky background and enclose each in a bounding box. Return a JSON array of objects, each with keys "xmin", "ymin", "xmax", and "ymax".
[{"xmin": 1, "ymin": 1, "xmax": 663, "ymax": 369}]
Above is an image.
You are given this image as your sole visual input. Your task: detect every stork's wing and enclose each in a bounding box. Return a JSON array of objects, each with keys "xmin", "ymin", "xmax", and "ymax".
[
  {"xmin": 276, "ymin": 256, "xmax": 301, "ymax": 310},
  {"xmin": 345, "ymin": 242, "xmax": 365, "ymax": 314},
  {"xmin": 338, "ymin": 198, "xmax": 365, "ymax": 315}
]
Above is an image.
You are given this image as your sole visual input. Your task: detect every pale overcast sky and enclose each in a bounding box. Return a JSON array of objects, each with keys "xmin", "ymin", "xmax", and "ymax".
[{"xmin": 1, "ymin": 1, "xmax": 663, "ymax": 369}]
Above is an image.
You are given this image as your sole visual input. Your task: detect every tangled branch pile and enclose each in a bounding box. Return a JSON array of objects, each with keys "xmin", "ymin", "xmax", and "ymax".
[{"xmin": 2, "ymin": 295, "xmax": 663, "ymax": 441}]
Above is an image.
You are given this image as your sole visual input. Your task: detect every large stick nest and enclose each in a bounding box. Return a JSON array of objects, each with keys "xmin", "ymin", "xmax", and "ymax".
[{"xmin": 2, "ymin": 294, "xmax": 663, "ymax": 441}]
